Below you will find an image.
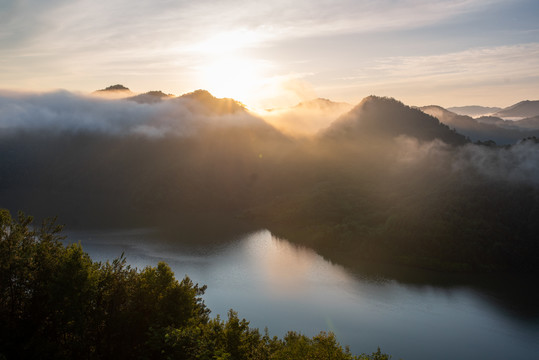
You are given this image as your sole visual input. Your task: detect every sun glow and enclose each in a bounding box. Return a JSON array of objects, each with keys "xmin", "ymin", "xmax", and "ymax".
[
  {"xmin": 191, "ymin": 30, "xmax": 261, "ymax": 54},
  {"xmin": 199, "ymin": 56, "xmax": 265, "ymax": 107},
  {"xmin": 190, "ymin": 30, "xmax": 275, "ymax": 108}
]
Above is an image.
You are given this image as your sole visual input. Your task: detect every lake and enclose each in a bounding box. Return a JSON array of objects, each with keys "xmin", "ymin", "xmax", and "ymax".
[{"xmin": 64, "ymin": 228, "xmax": 539, "ymax": 360}]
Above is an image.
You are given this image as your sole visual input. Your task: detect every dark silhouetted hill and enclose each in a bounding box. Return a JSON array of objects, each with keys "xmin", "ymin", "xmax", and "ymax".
[
  {"xmin": 92, "ymin": 84, "xmax": 133, "ymax": 98},
  {"xmin": 97, "ymin": 84, "xmax": 130, "ymax": 92},
  {"xmin": 177, "ymin": 89, "xmax": 246, "ymax": 115},
  {"xmin": 322, "ymin": 96, "xmax": 467, "ymax": 145},
  {"xmin": 128, "ymin": 90, "xmax": 174, "ymax": 104}
]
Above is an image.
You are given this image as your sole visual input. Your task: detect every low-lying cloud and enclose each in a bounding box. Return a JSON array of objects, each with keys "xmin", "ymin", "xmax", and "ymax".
[
  {"xmin": 453, "ymin": 141, "xmax": 539, "ymax": 185},
  {"xmin": 0, "ymin": 90, "xmax": 261, "ymax": 137},
  {"xmin": 392, "ymin": 135, "xmax": 539, "ymax": 185},
  {"xmin": 2, "ymin": 90, "xmax": 539, "ymax": 188}
]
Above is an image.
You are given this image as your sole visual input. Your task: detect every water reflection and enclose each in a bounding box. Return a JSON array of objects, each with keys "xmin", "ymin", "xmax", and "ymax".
[
  {"xmin": 238, "ymin": 231, "xmax": 354, "ymax": 296},
  {"xmin": 64, "ymin": 229, "xmax": 539, "ymax": 360}
]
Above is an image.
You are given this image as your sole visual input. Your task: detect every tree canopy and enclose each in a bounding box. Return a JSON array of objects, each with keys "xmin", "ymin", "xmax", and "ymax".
[{"xmin": 0, "ymin": 209, "xmax": 390, "ymax": 360}]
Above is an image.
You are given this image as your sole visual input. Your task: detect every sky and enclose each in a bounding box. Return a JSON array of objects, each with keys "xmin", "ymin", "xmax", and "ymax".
[{"xmin": 1, "ymin": 0, "xmax": 538, "ymax": 109}]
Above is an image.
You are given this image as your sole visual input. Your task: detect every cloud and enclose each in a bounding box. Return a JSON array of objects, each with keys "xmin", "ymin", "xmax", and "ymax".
[
  {"xmin": 335, "ymin": 43, "xmax": 539, "ymax": 106},
  {"xmin": 6, "ymin": 0, "xmax": 500, "ymax": 51},
  {"xmin": 392, "ymin": 135, "xmax": 539, "ymax": 185},
  {"xmin": 0, "ymin": 90, "xmax": 261, "ymax": 138},
  {"xmin": 0, "ymin": 0, "xmax": 504, "ymax": 91},
  {"xmin": 363, "ymin": 43, "xmax": 539, "ymax": 83},
  {"xmin": 453, "ymin": 141, "xmax": 539, "ymax": 184}
]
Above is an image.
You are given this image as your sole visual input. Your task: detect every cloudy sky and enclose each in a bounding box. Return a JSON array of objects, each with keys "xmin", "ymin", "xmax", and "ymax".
[{"xmin": 1, "ymin": 0, "xmax": 538, "ymax": 108}]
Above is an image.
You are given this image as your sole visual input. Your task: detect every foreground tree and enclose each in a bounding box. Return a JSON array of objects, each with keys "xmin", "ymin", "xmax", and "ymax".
[{"xmin": 0, "ymin": 209, "xmax": 390, "ymax": 359}]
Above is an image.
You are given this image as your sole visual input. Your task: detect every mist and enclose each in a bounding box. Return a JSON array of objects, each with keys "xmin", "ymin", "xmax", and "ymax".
[
  {"xmin": 392, "ymin": 135, "xmax": 539, "ymax": 185},
  {"xmin": 0, "ymin": 90, "xmax": 268, "ymax": 138},
  {"xmin": 260, "ymin": 98, "xmax": 352, "ymax": 137},
  {"xmin": 1, "ymin": 90, "xmax": 538, "ymax": 271}
]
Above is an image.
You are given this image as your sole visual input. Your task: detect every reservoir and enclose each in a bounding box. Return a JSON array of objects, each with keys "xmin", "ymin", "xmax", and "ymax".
[{"xmin": 64, "ymin": 229, "xmax": 539, "ymax": 360}]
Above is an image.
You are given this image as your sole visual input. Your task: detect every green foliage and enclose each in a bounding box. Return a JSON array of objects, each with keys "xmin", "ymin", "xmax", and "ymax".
[{"xmin": 0, "ymin": 209, "xmax": 391, "ymax": 360}]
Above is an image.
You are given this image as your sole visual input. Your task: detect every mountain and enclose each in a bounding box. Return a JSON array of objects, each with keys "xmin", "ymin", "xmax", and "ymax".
[
  {"xmin": 447, "ymin": 105, "xmax": 502, "ymax": 117},
  {"xmin": 0, "ymin": 89, "xmax": 288, "ymax": 230},
  {"xmin": 92, "ymin": 84, "xmax": 133, "ymax": 98},
  {"xmin": 474, "ymin": 115, "xmax": 510, "ymax": 127},
  {"xmin": 474, "ymin": 115, "xmax": 539, "ymax": 131},
  {"xmin": 2, "ymin": 90, "xmax": 538, "ymax": 273},
  {"xmin": 494, "ymin": 100, "xmax": 539, "ymax": 119},
  {"xmin": 174, "ymin": 89, "xmax": 286, "ymax": 142},
  {"xmin": 514, "ymin": 115, "xmax": 539, "ymax": 130},
  {"xmin": 177, "ymin": 89, "xmax": 246, "ymax": 115},
  {"xmin": 421, "ymin": 105, "xmax": 539, "ymax": 145},
  {"xmin": 97, "ymin": 84, "xmax": 130, "ymax": 92},
  {"xmin": 321, "ymin": 96, "xmax": 467, "ymax": 145},
  {"xmin": 127, "ymin": 90, "xmax": 174, "ymax": 104}
]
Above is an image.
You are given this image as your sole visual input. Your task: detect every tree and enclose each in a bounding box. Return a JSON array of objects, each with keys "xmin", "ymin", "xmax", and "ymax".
[{"xmin": 0, "ymin": 208, "xmax": 391, "ymax": 360}]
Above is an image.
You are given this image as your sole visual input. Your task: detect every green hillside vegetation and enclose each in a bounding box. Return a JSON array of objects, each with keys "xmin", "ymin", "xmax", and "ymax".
[{"xmin": 0, "ymin": 209, "xmax": 390, "ymax": 360}]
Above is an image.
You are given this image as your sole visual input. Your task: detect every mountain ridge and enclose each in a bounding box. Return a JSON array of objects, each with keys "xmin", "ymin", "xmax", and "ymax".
[
  {"xmin": 421, "ymin": 105, "xmax": 539, "ymax": 144},
  {"xmin": 494, "ymin": 100, "xmax": 539, "ymax": 118},
  {"xmin": 321, "ymin": 95, "xmax": 468, "ymax": 145},
  {"xmin": 447, "ymin": 105, "xmax": 502, "ymax": 117}
]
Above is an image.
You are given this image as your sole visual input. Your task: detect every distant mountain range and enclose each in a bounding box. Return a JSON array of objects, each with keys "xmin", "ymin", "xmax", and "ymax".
[
  {"xmin": 447, "ymin": 106, "xmax": 502, "ymax": 117},
  {"xmin": 91, "ymin": 85, "xmax": 539, "ymax": 145},
  {"xmin": 447, "ymin": 100, "xmax": 539, "ymax": 119},
  {"xmin": 420, "ymin": 105, "xmax": 539, "ymax": 145},
  {"xmin": 2, "ymin": 86, "xmax": 539, "ymax": 272},
  {"xmin": 493, "ymin": 100, "xmax": 539, "ymax": 118}
]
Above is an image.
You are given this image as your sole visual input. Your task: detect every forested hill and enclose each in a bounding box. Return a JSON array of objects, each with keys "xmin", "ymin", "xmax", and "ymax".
[
  {"xmin": 1, "ymin": 90, "xmax": 538, "ymax": 272},
  {"xmin": 321, "ymin": 96, "xmax": 468, "ymax": 145}
]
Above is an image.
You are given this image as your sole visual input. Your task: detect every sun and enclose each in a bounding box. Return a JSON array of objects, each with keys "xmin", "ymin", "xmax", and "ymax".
[
  {"xmin": 189, "ymin": 30, "xmax": 270, "ymax": 107},
  {"xmin": 199, "ymin": 56, "xmax": 263, "ymax": 106}
]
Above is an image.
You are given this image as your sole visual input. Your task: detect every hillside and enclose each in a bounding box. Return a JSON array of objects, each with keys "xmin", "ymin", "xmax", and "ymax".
[
  {"xmin": 447, "ymin": 105, "xmax": 502, "ymax": 117},
  {"xmin": 92, "ymin": 84, "xmax": 134, "ymax": 99},
  {"xmin": 127, "ymin": 90, "xmax": 174, "ymax": 104},
  {"xmin": 420, "ymin": 105, "xmax": 539, "ymax": 145},
  {"xmin": 322, "ymin": 96, "xmax": 467, "ymax": 145},
  {"xmin": 494, "ymin": 100, "xmax": 539, "ymax": 118},
  {"xmin": 514, "ymin": 115, "xmax": 539, "ymax": 130},
  {"xmin": 177, "ymin": 89, "xmax": 247, "ymax": 115},
  {"xmin": 1, "ymin": 90, "xmax": 538, "ymax": 272}
]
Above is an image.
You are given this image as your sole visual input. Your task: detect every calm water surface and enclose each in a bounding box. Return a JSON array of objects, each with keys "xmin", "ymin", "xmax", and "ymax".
[{"xmin": 64, "ymin": 229, "xmax": 539, "ymax": 360}]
